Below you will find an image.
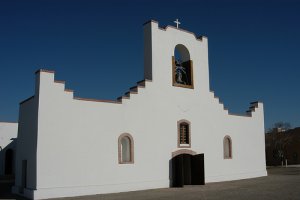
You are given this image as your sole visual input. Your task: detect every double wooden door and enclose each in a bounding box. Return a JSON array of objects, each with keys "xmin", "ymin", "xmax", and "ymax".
[{"xmin": 171, "ymin": 153, "xmax": 205, "ymax": 187}]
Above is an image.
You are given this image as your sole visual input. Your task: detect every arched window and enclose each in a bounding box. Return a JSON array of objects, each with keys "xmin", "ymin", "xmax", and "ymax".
[
  {"xmin": 178, "ymin": 120, "xmax": 191, "ymax": 148},
  {"xmin": 118, "ymin": 133, "xmax": 134, "ymax": 164},
  {"xmin": 172, "ymin": 44, "xmax": 194, "ymax": 89},
  {"xmin": 223, "ymin": 136, "xmax": 232, "ymax": 159}
]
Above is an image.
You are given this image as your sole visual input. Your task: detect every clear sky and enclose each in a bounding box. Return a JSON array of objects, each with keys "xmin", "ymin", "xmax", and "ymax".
[{"xmin": 0, "ymin": 0, "xmax": 299, "ymax": 130}]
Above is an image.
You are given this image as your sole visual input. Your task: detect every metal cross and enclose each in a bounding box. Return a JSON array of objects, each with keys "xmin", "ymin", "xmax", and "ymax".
[{"xmin": 174, "ymin": 19, "xmax": 181, "ymax": 29}]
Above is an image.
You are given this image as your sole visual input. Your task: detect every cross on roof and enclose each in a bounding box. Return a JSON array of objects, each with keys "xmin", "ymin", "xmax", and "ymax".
[{"xmin": 174, "ymin": 19, "xmax": 181, "ymax": 29}]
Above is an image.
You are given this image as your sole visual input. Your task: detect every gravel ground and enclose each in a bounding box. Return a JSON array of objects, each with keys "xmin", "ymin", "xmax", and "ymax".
[{"xmin": 1, "ymin": 167, "xmax": 300, "ymax": 200}]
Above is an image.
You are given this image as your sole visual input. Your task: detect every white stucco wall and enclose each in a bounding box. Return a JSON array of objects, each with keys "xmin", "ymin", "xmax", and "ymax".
[
  {"xmin": 14, "ymin": 20, "xmax": 267, "ymax": 199},
  {"xmin": 13, "ymin": 91, "xmax": 39, "ymax": 196},
  {"xmin": 0, "ymin": 122, "xmax": 18, "ymax": 175}
]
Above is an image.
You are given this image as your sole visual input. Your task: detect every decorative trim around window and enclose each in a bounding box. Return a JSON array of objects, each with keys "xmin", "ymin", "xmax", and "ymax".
[
  {"xmin": 118, "ymin": 133, "xmax": 134, "ymax": 164},
  {"xmin": 177, "ymin": 119, "xmax": 191, "ymax": 148},
  {"xmin": 223, "ymin": 135, "xmax": 232, "ymax": 159}
]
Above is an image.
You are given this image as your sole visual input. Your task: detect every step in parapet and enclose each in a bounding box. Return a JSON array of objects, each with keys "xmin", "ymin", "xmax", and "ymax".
[
  {"xmin": 117, "ymin": 79, "xmax": 152, "ymax": 102},
  {"xmin": 210, "ymin": 90, "xmax": 262, "ymax": 117},
  {"xmin": 246, "ymin": 101, "xmax": 262, "ymax": 116},
  {"xmin": 32, "ymin": 69, "xmax": 154, "ymax": 105}
]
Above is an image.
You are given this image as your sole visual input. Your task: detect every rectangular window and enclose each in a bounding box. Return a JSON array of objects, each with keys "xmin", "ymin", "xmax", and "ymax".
[{"xmin": 178, "ymin": 121, "xmax": 191, "ymax": 148}]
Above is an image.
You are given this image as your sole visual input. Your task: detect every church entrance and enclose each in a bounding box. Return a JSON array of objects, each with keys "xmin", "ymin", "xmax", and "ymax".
[{"xmin": 171, "ymin": 153, "xmax": 205, "ymax": 187}]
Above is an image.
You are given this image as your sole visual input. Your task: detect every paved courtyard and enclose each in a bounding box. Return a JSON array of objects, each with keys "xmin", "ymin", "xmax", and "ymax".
[{"xmin": 1, "ymin": 167, "xmax": 300, "ymax": 200}]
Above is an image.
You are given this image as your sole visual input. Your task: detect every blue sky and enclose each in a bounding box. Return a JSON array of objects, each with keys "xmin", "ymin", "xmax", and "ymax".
[{"xmin": 0, "ymin": 0, "xmax": 299, "ymax": 130}]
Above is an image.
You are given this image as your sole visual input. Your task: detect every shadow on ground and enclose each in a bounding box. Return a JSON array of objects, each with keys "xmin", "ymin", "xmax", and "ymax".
[
  {"xmin": 0, "ymin": 176, "xmax": 27, "ymax": 200},
  {"xmin": 267, "ymin": 166, "xmax": 300, "ymax": 175}
]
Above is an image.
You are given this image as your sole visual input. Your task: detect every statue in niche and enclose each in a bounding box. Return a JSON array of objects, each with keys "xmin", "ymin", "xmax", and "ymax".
[
  {"xmin": 175, "ymin": 59, "xmax": 192, "ymax": 85},
  {"xmin": 175, "ymin": 60, "xmax": 186, "ymax": 84},
  {"xmin": 172, "ymin": 45, "xmax": 193, "ymax": 89}
]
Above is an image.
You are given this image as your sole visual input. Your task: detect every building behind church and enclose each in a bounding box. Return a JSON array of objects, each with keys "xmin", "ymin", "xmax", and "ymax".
[{"xmin": 5, "ymin": 20, "xmax": 267, "ymax": 199}]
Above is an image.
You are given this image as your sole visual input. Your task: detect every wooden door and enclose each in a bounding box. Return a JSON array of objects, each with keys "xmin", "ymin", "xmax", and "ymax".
[{"xmin": 191, "ymin": 154, "xmax": 205, "ymax": 185}]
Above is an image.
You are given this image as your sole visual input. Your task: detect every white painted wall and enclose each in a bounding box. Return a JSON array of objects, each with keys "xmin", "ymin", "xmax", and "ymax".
[
  {"xmin": 12, "ymin": 95, "xmax": 39, "ymax": 197},
  {"xmin": 0, "ymin": 122, "xmax": 18, "ymax": 175},
  {"xmin": 14, "ymin": 20, "xmax": 267, "ymax": 199}
]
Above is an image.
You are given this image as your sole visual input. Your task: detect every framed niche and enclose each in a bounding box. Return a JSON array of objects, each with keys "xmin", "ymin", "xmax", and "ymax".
[{"xmin": 172, "ymin": 44, "xmax": 194, "ymax": 89}]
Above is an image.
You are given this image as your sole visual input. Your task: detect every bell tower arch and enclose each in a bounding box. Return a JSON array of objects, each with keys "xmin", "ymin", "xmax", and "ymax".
[
  {"xmin": 173, "ymin": 44, "xmax": 194, "ymax": 89},
  {"xmin": 143, "ymin": 20, "xmax": 210, "ymax": 93}
]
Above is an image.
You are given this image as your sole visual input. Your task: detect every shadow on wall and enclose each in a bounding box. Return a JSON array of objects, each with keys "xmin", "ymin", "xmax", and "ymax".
[
  {"xmin": 0, "ymin": 139, "xmax": 27, "ymax": 199},
  {"xmin": 169, "ymin": 159, "xmax": 173, "ymax": 187},
  {"xmin": 0, "ymin": 139, "xmax": 16, "ymax": 176},
  {"xmin": 0, "ymin": 175, "xmax": 27, "ymax": 200}
]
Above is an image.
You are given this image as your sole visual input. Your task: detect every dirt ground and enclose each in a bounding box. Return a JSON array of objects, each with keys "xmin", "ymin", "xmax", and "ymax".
[{"xmin": 1, "ymin": 167, "xmax": 300, "ymax": 200}]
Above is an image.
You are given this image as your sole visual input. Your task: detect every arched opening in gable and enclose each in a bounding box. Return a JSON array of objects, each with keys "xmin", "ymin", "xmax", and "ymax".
[{"xmin": 172, "ymin": 44, "xmax": 194, "ymax": 88}]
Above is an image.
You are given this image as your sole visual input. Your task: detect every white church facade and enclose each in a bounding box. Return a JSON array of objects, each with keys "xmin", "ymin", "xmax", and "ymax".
[{"xmin": 10, "ymin": 20, "xmax": 267, "ymax": 199}]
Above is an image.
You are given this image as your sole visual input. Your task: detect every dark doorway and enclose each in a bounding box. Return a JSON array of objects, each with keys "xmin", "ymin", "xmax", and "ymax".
[
  {"xmin": 171, "ymin": 153, "xmax": 205, "ymax": 187},
  {"xmin": 4, "ymin": 149, "xmax": 13, "ymax": 175}
]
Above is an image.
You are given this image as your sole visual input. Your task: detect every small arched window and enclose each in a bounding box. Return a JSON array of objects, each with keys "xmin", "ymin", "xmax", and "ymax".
[
  {"xmin": 178, "ymin": 120, "xmax": 191, "ymax": 148},
  {"xmin": 172, "ymin": 44, "xmax": 194, "ymax": 89},
  {"xmin": 223, "ymin": 136, "xmax": 232, "ymax": 159},
  {"xmin": 118, "ymin": 133, "xmax": 134, "ymax": 164}
]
